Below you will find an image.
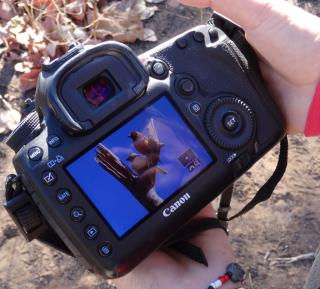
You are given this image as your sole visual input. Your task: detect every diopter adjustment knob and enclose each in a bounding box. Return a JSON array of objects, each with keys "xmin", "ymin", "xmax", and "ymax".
[{"xmin": 205, "ymin": 97, "xmax": 255, "ymax": 150}]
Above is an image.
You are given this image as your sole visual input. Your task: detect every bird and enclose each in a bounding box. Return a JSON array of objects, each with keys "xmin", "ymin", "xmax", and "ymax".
[
  {"xmin": 129, "ymin": 131, "xmax": 164, "ymax": 155},
  {"xmin": 127, "ymin": 153, "xmax": 166, "ymax": 176}
]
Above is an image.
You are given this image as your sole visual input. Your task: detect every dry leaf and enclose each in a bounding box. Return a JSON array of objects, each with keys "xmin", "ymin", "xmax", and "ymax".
[
  {"xmin": 32, "ymin": 0, "xmax": 53, "ymax": 9},
  {"xmin": 20, "ymin": 69, "xmax": 41, "ymax": 92},
  {"xmin": 65, "ymin": 0, "xmax": 86, "ymax": 21},
  {"xmin": 16, "ymin": 31, "xmax": 30, "ymax": 46},
  {"xmin": 0, "ymin": 96, "xmax": 21, "ymax": 134},
  {"xmin": 73, "ymin": 27, "xmax": 88, "ymax": 41},
  {"xmin": 14, "ymin": 61, "xmax": 33, "ymax": 73},
  {"xmin": 0, "ymin": 2, "xmax": 15, "ymax": 21},
  {"xmin": 146, "ymin": 0, "xmax": 165, "ymax": 3},
  {"xmin": 2, "ymin": 0, "xmax": 161, "ymax": 92},
  {"xmin": 141, "ymin": 28, "xmax": 157, "ymax": 42},
  {"xmin": 46, "ymin": 42, "xmax": 57, "ymax": 58}
]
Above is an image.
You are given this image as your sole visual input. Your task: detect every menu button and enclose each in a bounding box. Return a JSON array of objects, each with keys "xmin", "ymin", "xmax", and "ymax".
[{"xmin": 28, "ymin": 147, "xmax": 43, "ymax": 161}]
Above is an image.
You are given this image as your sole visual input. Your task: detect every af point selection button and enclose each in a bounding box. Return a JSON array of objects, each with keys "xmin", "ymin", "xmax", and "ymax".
[
  {"xmin": 98, "ymin": 243, "xmax": 112, "ymax": 257},
  {"xmin": 28, "ymin": 147, "xmax": 43, "ymax": 161}
]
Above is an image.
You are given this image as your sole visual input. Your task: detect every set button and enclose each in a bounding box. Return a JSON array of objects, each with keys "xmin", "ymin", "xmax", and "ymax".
[
  {"xmin": 222, "ymin": 112, "xmax": 241, "ymax": 132},
  {"xmin": 98, "ymin": 243, "xmax": 112, "ymax": 257},
  {"xmin": 56, "ymin": 189, "xmax": 72, "ymax": 205},
  {"xmin": 85, "ymin": 225, "xmax": 99, "ymax": 240},
  {"xmin": 28, "ymin": 147, "xmax": 43, "ymax": 161},
  {"xmin": 70, "ymin": 207, "xmax": 85, "ymax": 222}
]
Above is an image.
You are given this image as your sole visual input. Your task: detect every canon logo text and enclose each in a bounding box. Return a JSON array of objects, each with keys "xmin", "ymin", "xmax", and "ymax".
[{"xmin": 163, "ymin": 193, "xmax": 191, "ymax": 217}]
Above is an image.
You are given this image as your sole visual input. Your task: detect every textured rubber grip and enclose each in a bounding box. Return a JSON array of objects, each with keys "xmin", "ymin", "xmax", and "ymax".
[{"xmin": 5, "ymin": 111, "xmax": 41, "ymax": 152}]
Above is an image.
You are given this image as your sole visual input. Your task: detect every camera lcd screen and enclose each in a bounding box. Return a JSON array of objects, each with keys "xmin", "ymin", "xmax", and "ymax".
[
  {"xmin": 83, "ymin": 72, "xmax": 117, "ymax": 107},
  {"xmin": 67, "ymin": 96, "xmax": 213, "ymax": 237}
]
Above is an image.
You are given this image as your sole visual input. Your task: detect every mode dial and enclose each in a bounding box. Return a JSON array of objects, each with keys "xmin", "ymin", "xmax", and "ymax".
[
  {"xmin": 205, "ymin": 97, "xmax": 255, "ymax": 150},
  {"xmin": 5, "ymin": 111, "xmax": 41, "ymax": 152}
]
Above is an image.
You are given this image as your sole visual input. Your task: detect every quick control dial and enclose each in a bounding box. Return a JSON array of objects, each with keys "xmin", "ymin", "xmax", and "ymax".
[{"xmin": 205, "ymin": 97, "xmax": 255, "ymax": 150}]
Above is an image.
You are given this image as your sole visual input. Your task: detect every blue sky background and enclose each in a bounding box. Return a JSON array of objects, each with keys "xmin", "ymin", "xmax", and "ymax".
[{"xmin": 67, "ymin": 97, "xmax": 213, "ymax": 237}]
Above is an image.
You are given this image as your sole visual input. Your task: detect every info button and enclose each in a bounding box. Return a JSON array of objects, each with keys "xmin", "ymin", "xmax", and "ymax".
[{"xmin": 47, "ymin": 135, "xmax": 62, "ymax": 148}]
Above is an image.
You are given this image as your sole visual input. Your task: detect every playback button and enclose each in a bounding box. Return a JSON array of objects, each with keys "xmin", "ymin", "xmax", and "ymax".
[{"xmin": 85, "ymin": 225, "xmax": 99, "ymax": 240}]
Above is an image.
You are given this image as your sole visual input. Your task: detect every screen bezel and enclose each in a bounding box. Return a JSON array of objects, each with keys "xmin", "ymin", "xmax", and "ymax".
[{"xmin": 64, "ymin": 94, "xmax": 216, "ymax": 239}]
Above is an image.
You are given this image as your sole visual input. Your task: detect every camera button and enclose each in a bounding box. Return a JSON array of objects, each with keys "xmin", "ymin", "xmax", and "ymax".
[
  {"xmin": 177, "ymin": 78, "xmax": 195, "ymax": 96},
  {"xmin": 189, "ymin": 102, "xmax": 202, "ymax": 115},
  {"xmin": 28, "ymin": 147, "xmax": 43, "ymax": 161},
  {"xmin": 222, "ymin": 112, "xmax": 241, "ymax": 132},
  {"xmin": 98, "ymin": 243, "xmax": 112, "ymax": 257},
  {"xmin": 70, "ymin": 207, "xmax": 85, "ymax": 222},
  {"xmin": 208, "ymin": 28, "xmax": 219, "ymax": 42},
  {"xmin": 56, "ymin": 189, "xmax": 72, "ymax": 205},
  {"xmin": 151, "ymin": 62, "xmax": 167, "ymax": 77},
  {"xmin": 85, "ymin": 225, "xmax": 99, "ymax": 240},
  {"xmin": 193, "ymin": 31, "xmax": 205, "ymax": 43},
  {"xmin": 176, "ymin": 38, "xmax": 188, "ymax": 49},
  {"xmin": 47, "ymin": 135, "xmax": 62, "ymax": 148},
  {"xmin": 42, "ymin": 171, "xmax": 57, "ymax": 186}
]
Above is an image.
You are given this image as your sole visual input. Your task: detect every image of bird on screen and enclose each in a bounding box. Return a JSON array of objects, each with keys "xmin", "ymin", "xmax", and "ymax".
[{"xmin": 95, "ymin": 118, "xmax": 167, "ymax": 211}]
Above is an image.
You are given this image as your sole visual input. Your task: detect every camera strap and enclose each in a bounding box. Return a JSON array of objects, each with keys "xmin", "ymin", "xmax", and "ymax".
[
  {"xmin": 222, "ymin": 136, "xmax": 289, "ymax": 221},
  {"xmin": 166, "ymin": 136, "xmax": 288, "ymax": 266},
  {"xmin": 163, "ymin": 218, "xmax": 228, "ymax": 267}
]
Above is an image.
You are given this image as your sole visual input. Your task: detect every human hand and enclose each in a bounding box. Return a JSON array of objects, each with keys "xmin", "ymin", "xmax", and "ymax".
[
  {"xmin": 180, "ymin": 0, "xmax": 320, "ymax": 134},
  {"xmin": 113, "ymin": 205, "xmax": 242, "ymax": 289}
]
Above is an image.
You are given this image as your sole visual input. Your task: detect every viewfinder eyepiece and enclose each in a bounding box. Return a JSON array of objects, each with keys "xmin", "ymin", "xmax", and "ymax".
[{"xmin": 83, "ymin": 73, "xmax": 116, "ymax": 107}]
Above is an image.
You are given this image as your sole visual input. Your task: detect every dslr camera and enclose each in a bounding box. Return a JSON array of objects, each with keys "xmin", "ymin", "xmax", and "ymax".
[{"xmin": 4, "ymin": 15, "xmax": 285, "ymax": 278}]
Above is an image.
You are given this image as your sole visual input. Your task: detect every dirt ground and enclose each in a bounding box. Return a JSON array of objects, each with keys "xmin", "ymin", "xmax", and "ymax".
[{"xmin": 0, "ymin": 1, "xmax": 320, "ymax": 289}]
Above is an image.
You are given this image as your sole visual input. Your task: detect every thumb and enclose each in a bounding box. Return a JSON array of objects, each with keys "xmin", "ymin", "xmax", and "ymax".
[
  {"xmin": 179, "ymin": 0, "xmax": 270, "ymax": 29},
  {"xmin": 179, "ymin": 0, "xmax": 320, "ymax": 85}
]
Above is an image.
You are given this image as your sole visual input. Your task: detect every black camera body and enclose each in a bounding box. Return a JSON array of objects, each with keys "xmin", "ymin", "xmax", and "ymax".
[{"xmin": 4, "ymin": 17, "xmax": 285, "ymax": 278}]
